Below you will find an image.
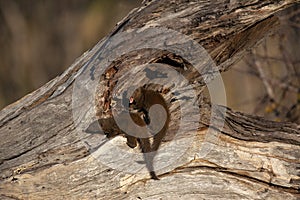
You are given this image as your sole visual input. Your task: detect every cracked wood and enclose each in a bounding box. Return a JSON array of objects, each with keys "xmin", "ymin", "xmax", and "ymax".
[{"xmin": 0, "ymin": 0, "xmax": 300, "ymax": 199}]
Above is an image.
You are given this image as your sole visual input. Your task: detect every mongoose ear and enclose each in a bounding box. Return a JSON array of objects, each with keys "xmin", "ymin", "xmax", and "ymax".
[{"xmin": 129, "ymin": 97, "xmax": 135, "ymax": 104}]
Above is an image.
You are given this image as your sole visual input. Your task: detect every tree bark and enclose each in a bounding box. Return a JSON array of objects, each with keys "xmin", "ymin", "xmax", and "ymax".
[{"xmin": 1, "ymin": 0, "xmax": 300, "ymax": 199}]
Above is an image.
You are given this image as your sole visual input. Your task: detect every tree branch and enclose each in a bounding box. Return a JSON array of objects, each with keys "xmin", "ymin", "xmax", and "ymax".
[{"xmin": 0, "ymin": 0, "xmax": 299, "ymax": 199}]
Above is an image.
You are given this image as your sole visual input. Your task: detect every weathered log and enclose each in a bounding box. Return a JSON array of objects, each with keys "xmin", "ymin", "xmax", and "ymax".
[{"xmin": 0, "ymin": 0, "xmax": 299, "ymax": 199}]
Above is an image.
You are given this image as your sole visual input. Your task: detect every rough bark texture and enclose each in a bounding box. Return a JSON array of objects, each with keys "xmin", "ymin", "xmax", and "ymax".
[{"xmin": 1, "ymin": 0, "xmax": 300, "ymax": 199}]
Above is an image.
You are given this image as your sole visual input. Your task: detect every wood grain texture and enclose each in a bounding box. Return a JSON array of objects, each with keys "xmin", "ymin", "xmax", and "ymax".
[{"xmin": 0, "ymin": 0, "xmax": 300, "ymax": 199}]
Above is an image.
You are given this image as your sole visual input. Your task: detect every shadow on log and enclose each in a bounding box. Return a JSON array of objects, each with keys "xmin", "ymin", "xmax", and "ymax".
[{"xmin": 0, "ymin": 0, "xmax": 300, "ymax": 199}]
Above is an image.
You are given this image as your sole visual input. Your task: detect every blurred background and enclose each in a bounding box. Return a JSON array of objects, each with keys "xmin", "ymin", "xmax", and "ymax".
[
  {"xmin": 0, "ymin": 0, "xmax": 140, "ymax": 108},
  {"xmin": 0, "ymin": 0, "xmax": 299, "ymax": 123},
  {"xmin": 222, "ymin": 4, "xmax": 300, "ymax": 123}
]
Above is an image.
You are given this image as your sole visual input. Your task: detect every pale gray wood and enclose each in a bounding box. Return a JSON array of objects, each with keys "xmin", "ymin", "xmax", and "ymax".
[{"xmin": 0, "ymin": 0, "xmax": 299, "ymax": 199}]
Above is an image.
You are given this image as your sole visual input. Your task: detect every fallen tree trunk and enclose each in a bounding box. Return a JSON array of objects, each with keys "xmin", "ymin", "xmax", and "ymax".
[{"xmin": 0, "ymin": 0, "xmax": 299, "ymax": 199}]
